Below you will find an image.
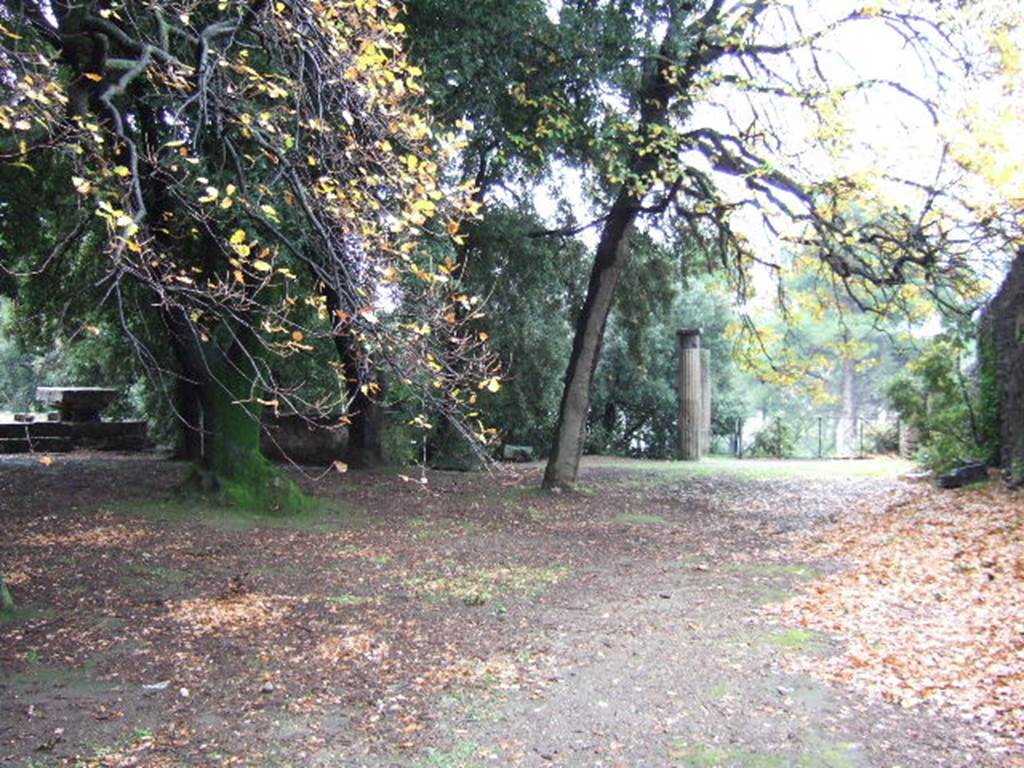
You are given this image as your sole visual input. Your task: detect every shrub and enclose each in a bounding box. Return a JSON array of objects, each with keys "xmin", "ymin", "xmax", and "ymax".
[
  {"xmin": 886, "ymin": 335, "xmax": 994, "ymax": 474},
  {"xmin": 749, "ymin": 417, "xmax": 798, "ymax": 458}
]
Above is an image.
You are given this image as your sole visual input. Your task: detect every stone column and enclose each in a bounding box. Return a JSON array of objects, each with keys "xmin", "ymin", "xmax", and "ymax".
[
  {"xmin": 700, "ymin": 348, "xmax": 711, "ymax": 456},
  {"xmin": 678, "ymin": 329, "xmax": 703, "ymax": 461}
]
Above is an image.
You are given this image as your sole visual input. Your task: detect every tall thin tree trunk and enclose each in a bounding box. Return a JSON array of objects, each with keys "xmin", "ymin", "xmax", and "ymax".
[
  {"xmin": 322, "ymin": 286, "xmax": 384, "ymax": 468},
  {"xmin": 544, "ymin": 211, "xmax": 638, "ymax": 488},
  {"xmin": 543, "ymin": 5, "xmax": 685, "ymax": 489}
]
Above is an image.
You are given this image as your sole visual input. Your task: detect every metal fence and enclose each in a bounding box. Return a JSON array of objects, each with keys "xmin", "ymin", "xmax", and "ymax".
[{"xmin": 717, "ymin": 415, "xmax": 903, "ymax": 459}]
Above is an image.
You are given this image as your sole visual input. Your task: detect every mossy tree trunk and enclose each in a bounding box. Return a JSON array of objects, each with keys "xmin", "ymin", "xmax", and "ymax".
[
  {"xmin": 167, "ymin": 311, "xmax": 306, "ymax": 513},
  {"xmin": 0, "ymin": 573, "xmax": 13, "ymax": 612}
]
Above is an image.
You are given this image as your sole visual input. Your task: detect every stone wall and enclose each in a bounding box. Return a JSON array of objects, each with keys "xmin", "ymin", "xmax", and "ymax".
[
  {"xmin": 981, "ymin": 249, "xmax": 1024, "ymax": 484},
  {"xmin": 261, "ymin": 412, "xmax": 348, "ymax": 466}
]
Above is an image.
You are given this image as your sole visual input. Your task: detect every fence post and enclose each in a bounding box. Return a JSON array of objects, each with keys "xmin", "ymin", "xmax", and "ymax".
[
  {"xmin": 736, "ymin": 417, "xmax": 743, "ymax": 459},
  {"xmin": 859, "ymin": 419, "xmax": 864, "ymax": 458},
  {"xmin": 817, "ymin": 416, "xmax": 823, "ymax": 459}
]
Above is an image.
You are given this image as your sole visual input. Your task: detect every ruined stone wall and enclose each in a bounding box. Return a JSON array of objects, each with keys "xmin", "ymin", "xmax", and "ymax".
[{"xmin": 982, "ymin": 250, "xmax": 1024, "ymax": 483}]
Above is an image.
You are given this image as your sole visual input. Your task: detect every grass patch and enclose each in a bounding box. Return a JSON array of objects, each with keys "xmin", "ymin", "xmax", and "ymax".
[
  {"xmin": 4, "ymin": 664, "xmax": 110, "ymax": 695},
  {"xmin": 614, "ymin": 512, "xmax": 670, "ymax": 526},
  {"xmin": 410, "ymin": 517, "xmax": 443, "ymax": 541},
  {"xmin": 703, "ymin": 684, "xmax": 730, "ymax": 701},
  {"xmin": 410, "ymin": 517, "xmax": 482, "ymax": 542},
  {"xmin": 407, "ymin": 565, "xmax": 568, "ymax": 606},
  {"xmin": 327, "ymin": 593, "xmax": 368, "ymax": 606},
  {"xmin": 414, "ymin": 741, "xmax": 482, "ymax": 768},
  {"xmin": 726, "ymin": 563, "xmax": 819, "ymax": 580},
  {"xmin": 797, "ymin": 742, "xmax": 860, "ymax": 768},
  {"xmin": 756, "ymin": 588, "xmax": 794, "ymax": 606},
  {"xmin": 592, "ymin": 456, "xmax": 914, "ymax": 484},
  {"xmin": 440, "ymin": 688, "xmax": 509, "ymax": 724},
  {"xmin": 108, "ymin": 495, "xmax": 368, "ymax": 532},
  {"xmin": 671, "ymin": 742, "xmax": 859, "ymax": 768},
  {"xmin": 523, "ymin": 506, "xmax": 547, "ymax": 523},
  {"xmin": 671, "ymin": 744, "xmax": 787, "ymax": 767},
  {"xmin": 129, "ymin": 564, "xmax": 190, "ymax": 583},
  {"xmin": 0, "ymin": 606, "xmax": 56, "ymax": 626},
  {"xmin": 761, "ymin": 629, "xmax": 825, "ymax": 653}
]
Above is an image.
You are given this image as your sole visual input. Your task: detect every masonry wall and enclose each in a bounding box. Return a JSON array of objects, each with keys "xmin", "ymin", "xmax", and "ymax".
[{"xmin": 982, "ymin": 249, "xmax": 1024, "ymax": 483}]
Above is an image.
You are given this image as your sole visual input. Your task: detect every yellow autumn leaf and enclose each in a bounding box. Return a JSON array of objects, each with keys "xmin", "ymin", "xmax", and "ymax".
[{"xmin": 478, "ymin": 377, "xmax": 501, "ymax": 393}]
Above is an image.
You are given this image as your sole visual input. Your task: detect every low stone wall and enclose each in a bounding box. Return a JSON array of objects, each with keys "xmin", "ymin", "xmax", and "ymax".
[
  {"xmin": 0, "ymin": 420, "xmax": 150, "ymax": 453},
  {"xmin": 261, "ymin": 413, "xmax": 348, "ymax": 466}
]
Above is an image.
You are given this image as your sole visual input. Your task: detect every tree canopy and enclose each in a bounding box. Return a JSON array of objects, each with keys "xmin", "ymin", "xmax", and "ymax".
[{"xmin": 0, "ymin": 0, "xmax": 498, "ymax": 498}]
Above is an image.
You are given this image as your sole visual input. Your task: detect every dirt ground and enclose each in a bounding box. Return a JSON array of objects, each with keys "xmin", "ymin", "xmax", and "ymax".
[{"xmin": 0, "ymin": 453, "xmax": 1014, "ymax": 767}]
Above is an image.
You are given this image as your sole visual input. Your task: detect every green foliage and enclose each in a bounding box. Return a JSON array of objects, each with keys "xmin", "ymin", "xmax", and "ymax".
[
  {"xmin": 373, "ymin": 377, "xmax": 424, "ymax": 467},
  {"xmin": 381, "ymin": 417, "xmax": 421, "ymax": 467},
  {"xmin": 459, "ymin": 206, "xmax": 588, "ymax": 454},
  {"xmin": 864, "ymin": 421, "xmax": 899, "ymax": 454},
  {"xmin": 886, "ymin": 334, "xmax": 994, "ymax": 474},
  {"xmin": 749, "ymin": 418, "xmax": 799, "ymax": 459},
  {"xmin": 0, "ymin": 299, "xmax": 36, "ymax": 413},
  {"xmin": 588, "ymin": 272, "xmax": 752, "ymax": 458}
]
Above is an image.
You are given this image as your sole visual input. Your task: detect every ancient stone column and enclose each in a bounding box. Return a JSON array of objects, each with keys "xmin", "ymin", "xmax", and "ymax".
[
  {"xmin": 700, "ymin": 348, "xmax": 711, "ymax": 456},
  {"xmin": 678, "ymin": 329, "xmax": 703, "ymax": 461}
]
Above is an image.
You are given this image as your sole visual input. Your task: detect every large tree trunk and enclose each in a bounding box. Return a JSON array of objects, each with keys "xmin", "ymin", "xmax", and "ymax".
[
  {"xmin": 543, "ymin": 5, "xmax": 685, "ymax": 489},
  {"xmin": 337, "ymin": 346, "xmax": 384, "ymax": 469},
  {"xmin": 322, "ymin": 286, "xmax": 384, "ymax": 468},
  {"xmin": 166, "ymin": 312, "xmax": 301, "ymax": 511},
  {"xmin": 544, "ymin": 209, "xmax": 638, "ymax": 488}
]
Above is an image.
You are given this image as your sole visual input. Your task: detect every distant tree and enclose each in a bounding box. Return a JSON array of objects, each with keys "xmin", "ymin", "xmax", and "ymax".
[{"xmin": 732, "ymin": 252, "xmax": 931, "ymax": 454}]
